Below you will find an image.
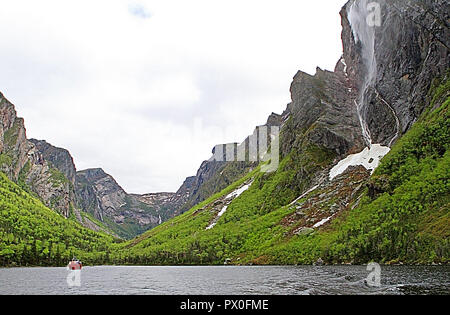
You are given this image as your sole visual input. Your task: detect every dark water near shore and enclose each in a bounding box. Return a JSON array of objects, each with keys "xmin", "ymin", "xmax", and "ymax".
[{"xmin": 0, "ymin": 265, "xmax": 448, "ymax": 295}]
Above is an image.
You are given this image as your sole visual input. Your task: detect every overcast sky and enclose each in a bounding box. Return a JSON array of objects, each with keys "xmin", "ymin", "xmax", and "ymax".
[{"xmin": 0, "ymin": 0, "xmax": 348, "ymax": 193}]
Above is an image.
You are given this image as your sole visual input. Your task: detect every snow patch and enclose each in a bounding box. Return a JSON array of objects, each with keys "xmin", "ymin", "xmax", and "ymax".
[
  {"xmin": 289, "ymin": 185, "xmax": 320, "ymax": 206},
  {"xmin": 206, "ymin": 205, "xmax": 228, "ymax": 230},
  {"xmin": 206, "ymin": 181, "xmax": 253, "ymax": 230},
  {"xmin": 225, "ymin": 183, "xmax": 251, "ymax": 200},
  {"xmin": 313, "ymin": 215, "xmax": 333, "ymax": 228},
  {"xmin": 329, "ymin": 144, "xmax": 390, "ymax": 180}
]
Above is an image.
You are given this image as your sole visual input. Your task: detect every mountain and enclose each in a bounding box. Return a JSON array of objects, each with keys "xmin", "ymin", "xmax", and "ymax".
[
  {"xmin": 164, "ymin": 0, "xmax": 449, "ymax": 220},
  {"xmin": 0, "ymin": 96, "xmax": 184, "ymax": 239},
  {"xmin": 0, "ymin": 93, "xmax": 75, "ymax": 218},
  {"xmin": 174, "ymin": 112, "xmax": 284, "ymax": 214},
  {"xmin": 0, "ymin": 0, "xmax": 448, "ymax": 266},
  {"xmin": 75, "ymin": 168, "xmax": 185, "ymax": 239},
  {"xmin": 0, "ymin": 171, "xmax": 115, "ymax": 266},
  {"xmin": 115, "ymin": 0, "xmax": 449, "ymax": 265},
  {"xmin": 28, "ymin": 139, "xmax": 77, "ymax": 184}
]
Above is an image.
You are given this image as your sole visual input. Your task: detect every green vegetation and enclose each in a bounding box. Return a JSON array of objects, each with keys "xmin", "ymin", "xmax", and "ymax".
[
  {"xmin": 0, "ymin": 153, "xmax": 13, "ymax": 167},
  {"xmin": 111, "ymin": 144, "xmax": 338, "ymax": 265},
  {"xmin": 113, "ymin": 75, "xmax": 449, "ymax": 266},
  {"xmin": 77, "ymin": 210, "xmax": 112, "ymax": 234},
  {"xmin": 0, "ymin": 172, "xmax": 117, "ymax": 266},
  {"xmin": 103, "ymin": 215, "xmax": 151, "ymax": 240},
  {"xmin": 48, "ymin": 167, "xmax": 70, "ymax": 188},
  {"xmin": 1, "ymin": 75, "xmax": 448, "ymax": 267},
  {"xmin": 17, "ymin": 161, "xmax": 31, "ymax": 193},
  {"xmin": 3, "ymin": 119, "xmax": 22, "ymax": 148}
]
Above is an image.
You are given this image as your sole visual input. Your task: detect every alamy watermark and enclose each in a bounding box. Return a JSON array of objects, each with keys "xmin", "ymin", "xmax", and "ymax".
[
  {"xmin": 366, "ymin": 2, "xmax": 382, "ymax": 27},
  {"xmin": 365, "ymin": 262, "xmax": 381, "ymax": 287},
  {"xmin": 211, "ymin": 125, "xmax": 280, "ymax": 173},
  {"xmin": 66, "ymin": 258, "xmax": 82, "ymax": 287},
  {"xmin": 66, "ymin": 269, "xmax": 81, "ymax": 287},
  {"xmin": 201, "ymin": 3, "xmax": 382, "ymax": 173}
]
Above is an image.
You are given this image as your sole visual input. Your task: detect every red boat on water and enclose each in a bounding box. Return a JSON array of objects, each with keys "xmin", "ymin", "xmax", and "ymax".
[{"xmin": 68, "ymin": 257, "xmax": 82, "ymax": 270}]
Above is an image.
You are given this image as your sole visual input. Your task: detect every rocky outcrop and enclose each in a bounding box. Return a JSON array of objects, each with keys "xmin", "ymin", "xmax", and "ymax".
[
  {"xmin": 75, "ymin": 168, "xmax": 127, "ymax": 222},
  {"xmin": 172, "ymin": 0, "xmax": 449, "ymax": 224},
  {"xmin": 282, "ymin": 165, "xmax": 369, "ymax": 237},
  {"xmin": 281, "ymin": 0, "xmax": 449, "ymax": 160},
  {"xmin": 133, "ymin": 192, "xmax": 183, "ymax": 222},
  {"xmin": 0, "ymin": 93, "xmax": 32, "ymax": 180},
  {"xmin": 175, "ymin": 112, "xmax": 283, "ymax": 214},
  {"xmin": 29, "ymin": 139, "xmax": 77, "ymax": 184},
  {"xmin": 281, "ymin": 67, "xmax": 364, "ymax": 158},
  {"xmin": 277, "ymin": 0, "xmax": 449, "ymax": 240},
  {"xmin": 0, "ymin": 95, "xmax": 182, "ymax": 238},
  {"xmin": 0, "ymin": 93, "xmax": 74, "ymax": 217},
  {"xmin": 341, "ymin": 0, "xmax": 449, "ymax": 145},
  {"xmin": 276, "ymin": 0, "xmax": 449, "ymax": 194},
  {"xmin": 75, "ymin": 168, "xmax": 184, "ymax": 238}
]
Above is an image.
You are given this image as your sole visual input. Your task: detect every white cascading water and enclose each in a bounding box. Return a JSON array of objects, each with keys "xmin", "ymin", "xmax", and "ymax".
[
  {"xmin": 329, "ymin": 0, "xmax": 392, "ymax": 181},
  {"xmin": 348, "ymin": 0, "xmax": 377, "ymax": 147}
]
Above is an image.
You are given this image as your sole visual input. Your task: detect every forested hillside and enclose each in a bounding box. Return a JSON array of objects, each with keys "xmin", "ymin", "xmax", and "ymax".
[
  {"xmin": 112, "ymin": 74, "xmax": 449, "ymax": 266},
  {"xmin": 0, "ymin": 172, "xmax": 117, "ymax": 266}
]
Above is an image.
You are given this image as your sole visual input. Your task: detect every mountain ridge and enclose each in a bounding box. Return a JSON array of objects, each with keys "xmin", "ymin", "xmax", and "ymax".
[
  {"xmin": 0, "ymin": 0, "xmax": 448, "ymax": 266},
  {"xmin": 112, "ymin": 0, "xmax": 449, "ymax": 265}
]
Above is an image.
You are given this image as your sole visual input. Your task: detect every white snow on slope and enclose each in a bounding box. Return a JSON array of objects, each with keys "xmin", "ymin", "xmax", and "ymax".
[
  {"xmin": 225, "ymin": 183, "xmax": 251, "ymax": 200},
  {"xmin": 206, "ymin": 182, "xmax": 252, "ymax": 230},
  {"xmin": 329, "ymin": 144, "xmax": 390, "ymax": 181},
  {"xmin": 206, "ymin": 205, "xmax": 229, "ymax": 230},
  {"xmin": 313, "ymin": 215, "xmax": 334, "ymax": 228},
  {"xmin": 289, "ymin": 184, "xmax": 320, "ymax": 206}
]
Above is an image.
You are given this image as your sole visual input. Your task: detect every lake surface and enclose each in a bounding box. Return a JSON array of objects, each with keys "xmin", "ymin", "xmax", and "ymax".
[{"xmin": 0, "ymin": 265, "xmax": 448, "ymax": 295}]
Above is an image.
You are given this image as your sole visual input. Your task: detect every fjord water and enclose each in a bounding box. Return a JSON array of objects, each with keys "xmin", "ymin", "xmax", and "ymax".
[{"xmin": 0, "ymin": 266, "xmax": 448, "ymax": 295}]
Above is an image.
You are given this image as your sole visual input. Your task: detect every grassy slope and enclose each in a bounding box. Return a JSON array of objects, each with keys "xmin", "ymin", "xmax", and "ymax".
[
  {"xmin": 1, "ymin": 75, "xmax": 447, "ymax": 267},
  {"xmin": 115, "ymin": 75, "xmax": 449, "ymax": 266},
  {"xmin": 0, "ymin": 172, "xmax": 118, "ymax": 266}
]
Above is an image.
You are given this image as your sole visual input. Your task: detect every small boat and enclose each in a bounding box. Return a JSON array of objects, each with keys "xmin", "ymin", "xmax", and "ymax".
[{"xmin": 68, "ymin": 257, "xmax": 82, "ymax": 270}]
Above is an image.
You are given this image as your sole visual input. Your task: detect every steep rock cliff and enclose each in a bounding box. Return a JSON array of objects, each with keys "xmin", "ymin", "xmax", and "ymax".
[
  {"xmin": 118, "ymin": 0, "xmax": 449, "ymax": 265},
  {"xmin": 0, "ymin": 94, "xmax": 74, "ymax": 217},
  {"xmin": 75, "ymin": 168, "xmax": 183, "ymax": 238}
]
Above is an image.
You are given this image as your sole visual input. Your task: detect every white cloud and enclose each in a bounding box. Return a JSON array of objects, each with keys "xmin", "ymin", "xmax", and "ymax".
[
  {"xmin": 0, "ymin": 0, "xmax": 348, "ymax": 193},
  {"xmin": 128, "ymin": 3, "xmax": 152, "ymax": 19}
]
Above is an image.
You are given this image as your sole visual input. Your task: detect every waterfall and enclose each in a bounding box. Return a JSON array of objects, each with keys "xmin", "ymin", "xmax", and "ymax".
[
  {"xmin": 328, "ymin": 0, "xmax": 393, "ymax": 182},
  {"xmin": 348, "ymin": 0, "xmax": 378, "ymax": 147}
]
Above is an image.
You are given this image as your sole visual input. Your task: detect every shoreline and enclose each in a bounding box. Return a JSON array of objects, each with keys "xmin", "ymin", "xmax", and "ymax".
[{"xmin": 1, "ymin": 263, "xmax": 447, "ymax": 269}]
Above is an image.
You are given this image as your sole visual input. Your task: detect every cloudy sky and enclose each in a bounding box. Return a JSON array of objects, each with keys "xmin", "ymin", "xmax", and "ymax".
[{"xmin": 0, "ymin": 0, "xmax": 348, "ymax": 193}]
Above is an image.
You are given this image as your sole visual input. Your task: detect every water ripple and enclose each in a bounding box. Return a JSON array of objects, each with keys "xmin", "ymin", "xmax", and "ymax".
[{"xmin": 0, "ymin": 265, "xmax": 448, "ymax": 295}]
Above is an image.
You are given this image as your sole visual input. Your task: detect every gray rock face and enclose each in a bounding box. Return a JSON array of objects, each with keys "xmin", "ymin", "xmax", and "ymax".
[
  {"xmin": 75, "ymin": 168, "xmax": 126, "ymax": 222},
  {"xmin": 1, "ymin": 95, "xmax": 182, "ymax": 238},
  {"xmin": 29, "ymin": 139, "xmax": 77, "ymax": 184},
  {"xmin": 281, "ymin": 67, "xmax": 364, "ymax": 158},
  {"xmin": 174, "ymin": 0, "xmax": 449, "ymax": 215},
  {"xmin": 75, "ymin": 168, "xmax": 184, "ymax": 238},
  {"xmin": 175, "ymin": 112, "xmax": 283, "ymax": 214},
  {"xmin": 133, "ymin": 192, "xmax": 184, "ymax": 222},
  {"xmin": 0, "ymin": 94, "xmax": 31, "ymax": 180},
  {"xmin": 281, "ymin": 0, "xmax": 449, "ymax": 159},
  {"xmin": 0, "ymin": 94, "xmax": 74, "ymax": 217},
  {"xmin": 341, "ymin": 0, "xmax": 449, "ymax": 145}
]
